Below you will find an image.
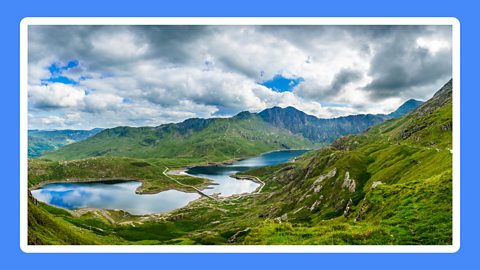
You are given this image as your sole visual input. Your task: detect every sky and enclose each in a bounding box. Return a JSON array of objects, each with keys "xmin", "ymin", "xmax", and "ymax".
[{"xmin": 28, "ymin": 25, "xmax": 452, "ymax": 130}]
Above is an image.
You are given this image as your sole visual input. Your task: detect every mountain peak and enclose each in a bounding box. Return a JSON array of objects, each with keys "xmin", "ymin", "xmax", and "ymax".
[
  {"xmin": 260, "ymin": 106, "xmax": 305, "ymax": 115},
  {"xmin": 388, "ymin": 99, "xmax": 424, "ymax": 118},
  {"xmin": 412, "ymin": 79, "xmax": 452, "ymax": 117},
  {"xmin": 234, "ymin": 110, "xmax": 253, "ymax": 119}
]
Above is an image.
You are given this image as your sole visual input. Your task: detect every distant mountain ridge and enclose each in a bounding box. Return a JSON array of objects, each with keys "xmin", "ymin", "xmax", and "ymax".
[
  {"xmin": 243, "ymin": 98, "xmax": 423, "ymax": 143},
  {"xmin": 388, "ymin": 99, "xmax": 424, "ymax": 118},
  {"xmin": 28, "ymin": 128, "xmax": 103, "ymax": 158},
  {"xmin": 39, "ymin": 99, "xmax": 423, "ymax": 161},
  {"xmin": 258, "ymin": 106, "xmax": 386, "ymax": 143}
]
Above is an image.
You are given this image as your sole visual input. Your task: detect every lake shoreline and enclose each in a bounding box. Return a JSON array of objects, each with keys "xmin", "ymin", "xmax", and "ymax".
[
  {"xmin": 29, "ymin": 177, "xmax": 204, "ymax": 195},
  {"xmin": 168, "ymin": 148, "xmax": 311, "ymax": 174},
  {"xmin": 30, "ymin": 149, "xmax": 309, "ymax": 217}
]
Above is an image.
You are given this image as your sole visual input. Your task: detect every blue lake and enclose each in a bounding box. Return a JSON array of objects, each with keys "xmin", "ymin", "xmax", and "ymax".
[
  {"xmin": 186, "ymin": 150, "xmax": 308, "ymax": 196},
  {"xmin": 31, "ymin": 150, "xmax": 307, "ymax": 215}
]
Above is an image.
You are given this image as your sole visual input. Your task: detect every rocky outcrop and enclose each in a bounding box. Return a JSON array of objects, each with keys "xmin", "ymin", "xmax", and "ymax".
[
  {"xmin": 411, "ymin": 79, "xmax": 452, "ymax": 117},
  {"xmin": 299, "ymin": 168, "xmax": 337, "ymax": 202},
  {"xmin": 354, "ymin": 198, "xmax": 368, "ymax": 222},
  {"xmin": 228, "ymin": 227, "xmax": 251, "ymax": 243},
  {"xmin": 371, "ymin": 181, "xmax": 383, "ymax": 189},
  {"xmin": 342, "ymin": 172, "xmax": 356, "ymax": 192},
  {"xmin": 343, "ymin": 198, "xmax": 353, "ymax": 217},
  {"xmin": 310, "ymin": 198, "xmax": 322, "ymax": 211}
]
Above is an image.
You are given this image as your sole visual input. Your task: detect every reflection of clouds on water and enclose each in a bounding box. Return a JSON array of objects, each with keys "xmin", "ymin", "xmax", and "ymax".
[
  {"xmin": 31, "ymin": 189, "xmax": 53, "ymax": 203},
  {"xmin": 193, "ymin": 173, "xmax": 260, "ymax": 196},
  {"xmin": 187, "ymin": 150, "xmax": 307, "ymax": 197},
  {"xmin": 32, "ymin": 181, "xmax": 200, "ymax": 215}
]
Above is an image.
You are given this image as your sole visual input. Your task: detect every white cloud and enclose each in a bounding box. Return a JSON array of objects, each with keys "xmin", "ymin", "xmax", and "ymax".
[
  {"xmin": 90, "ymin": 31, "xmax": 149, "ymax": 59},
  {"xmin": 29, "ymin": 83, "xmax": 85, "ymax": 109},
  {"xmin": 83, "ymin": 93, "xmax": 123, "ymax": 113}
]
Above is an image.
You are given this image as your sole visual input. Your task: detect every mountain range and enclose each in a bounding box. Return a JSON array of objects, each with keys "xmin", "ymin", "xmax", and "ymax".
[
  {"xmin": 28, "ymin": 128, "xmax": 103, "ymax": 158},
  {"xmin": 38, "ymin": 99, "xmax": 423, "ymax": 162}
]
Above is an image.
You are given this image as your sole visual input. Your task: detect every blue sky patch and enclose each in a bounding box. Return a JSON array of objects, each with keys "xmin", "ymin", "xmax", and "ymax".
[
  {"xmin": 43, "ymin": 76, "xmax": 79, "ymax": 85},
  {"xmin": 259, "ymin": 75, "xmax": 304, "ymax": 92},
  {"xmin": 48, "ymin": 60, "xmax": 79, "ymax": 75},
  {"xmin": 44, "ymin": 60, "xmax": 80, "ymax": 85}
]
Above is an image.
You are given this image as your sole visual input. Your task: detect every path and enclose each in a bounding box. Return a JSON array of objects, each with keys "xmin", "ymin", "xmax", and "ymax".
[{"xmin": 163, "ymin": 167, "xmax": 216, "ymax": 200}]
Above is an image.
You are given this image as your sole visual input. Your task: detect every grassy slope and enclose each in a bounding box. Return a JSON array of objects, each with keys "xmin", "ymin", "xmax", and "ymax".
[
  {"xmin": 42, "ymin": 115, "xmax": 313, "ymax": 162},
  {"xmin": 242, "ymin": 81, "xmax": 453, "ymax": 244},
  {"xmin": 28, "ymin": 196, "xmax": 125, "ymax": 245}
]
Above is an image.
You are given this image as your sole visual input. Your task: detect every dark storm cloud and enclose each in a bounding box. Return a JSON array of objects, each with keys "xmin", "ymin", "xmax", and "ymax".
[
  {"xmin": 363, "ymin": 26, "xmax": 452, "ymax": 99},
  {"xmin": 330, "ymin": 69, "xmax": 363, "ymax": 93},
  {"xmin": 29, "ymin": 25, "xmax": 211, "ymax": 73},
  {"xmin": 295, "ymin": 68, "xmax": 364, "ymax": 100}
]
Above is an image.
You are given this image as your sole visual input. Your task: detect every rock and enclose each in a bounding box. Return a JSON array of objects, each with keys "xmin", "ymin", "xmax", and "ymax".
[
  {"xmin": 313, "ymin": 185, "xmax": 323, "ymax": 193},
  {"xmin": 299, "ymin": 168, "xmax": 337, "ymax": 201},
  {"xmin": 310, "ymin": 200, "xmax": 321, "ymax": 211},
  {"xmin": 293, "ymin": 206, "xmax": 305, "ymax": 215},
  {"xmin": 228, "ymin": 227, "xmax": 251, "ymax": 243},
  {"xmin": 342, "ymin": 171, "xmax": 356, "ymax": 192},
  {"xmin": 354, "ymin": 198, "xmax": 368, "ymax": 222},
  {"xmin": 441, "ymin": 122, "xmax": 452, "ymax": 131},
  {"xmin": 371, "ymin": 181, "xmax": 383, "ymax": 189},
  {"xmin": 280, "ymin": 213, "xmax": 288, "ymax": 221},
  {"xmin": 314, "ymin": 168, "xmax": 337, "ymax": 186},
  {"xmin": 343, "ymin": 198, "xmax": 353, "ymax": 217}
]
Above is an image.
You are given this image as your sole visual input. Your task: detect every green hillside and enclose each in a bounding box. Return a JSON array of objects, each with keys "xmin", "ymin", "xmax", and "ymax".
[
  {"xmin": 42, "ymin": 114, "xmax": 313, "ymax": 162},
  {"xmin": 241, "ymin": 79, "xmax": 453, "ymax": 244}
]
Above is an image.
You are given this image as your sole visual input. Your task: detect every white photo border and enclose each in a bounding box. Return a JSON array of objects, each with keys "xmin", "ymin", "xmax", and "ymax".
[{"xmin": 20, "ymin": 17, "xmax": 461, "ymax": 253}]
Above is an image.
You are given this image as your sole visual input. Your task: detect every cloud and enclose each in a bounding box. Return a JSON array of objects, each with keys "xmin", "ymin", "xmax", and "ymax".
[
  {"xmin": 295, "ymin": 68, "xmax": 364, "ymax": 100},
  {"xmin": 363, "ymin": 26, "xmax": 452, "ymax": 100},
  {"xmin": 83, "ymin": 93, "xmax": 123, "ymax": 113},
  {"xmin": 29, "ymin": 83, "xmax": 85, "ymax": 109},
  {"xmin": 27, "ymin": 25, "xmax": 452, "ymax": 129}
]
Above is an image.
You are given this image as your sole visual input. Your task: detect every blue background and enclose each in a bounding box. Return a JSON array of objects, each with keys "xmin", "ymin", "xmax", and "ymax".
[{"xmin": 1, "ymin": 0, "xmax": 477, "ymax": 269}]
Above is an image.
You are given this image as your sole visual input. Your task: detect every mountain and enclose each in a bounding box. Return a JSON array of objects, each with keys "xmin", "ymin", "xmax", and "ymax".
[
  {"xmin": 41, "ymin": 115, "xmax": 313, "ymax": 163},
  {"xmin": 28, "ymin": 128, "xmax": 103, "ymax": 158},
  {"xmin": 388, "ymin": 99, "xmax": 424, "ymax": 118},
  {"xmin": 259, "ymin": 106, "xmax": 387, "ymax": 143},
  {"xmin": 40, "ymin": 100, "xmax": 422, "ymax": 162},
  {"xmin": 258, "ymin": 99, "xmax": 423, "ymax": 143}
]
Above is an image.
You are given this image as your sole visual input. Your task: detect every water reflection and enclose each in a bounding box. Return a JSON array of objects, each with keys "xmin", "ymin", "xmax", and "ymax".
[
  {"xmin": 187, "ymin": 150, "xmax": 307, "ymax": 196},
  {"xmin": 31, "ymin": 181, "xmax": 200, "ymax": 215}
]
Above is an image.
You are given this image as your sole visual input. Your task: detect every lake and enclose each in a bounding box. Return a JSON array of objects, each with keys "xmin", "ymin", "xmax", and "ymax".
[{"xmin": 31, "ymin": 150, "xmax": 307, "ymax": 215}]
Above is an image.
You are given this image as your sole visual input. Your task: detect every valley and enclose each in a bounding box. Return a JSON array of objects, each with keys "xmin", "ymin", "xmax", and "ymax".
[{"xmin": 27, "ymin": 81, "xmax": 452, "ymax": 245}]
